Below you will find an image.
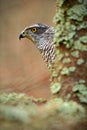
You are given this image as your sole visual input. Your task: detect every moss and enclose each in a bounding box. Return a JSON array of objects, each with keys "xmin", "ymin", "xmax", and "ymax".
[
  {"xmin": 73, "ymin": 84, "xmax": 87, "ymax": 103},
  {"xmin": 77, "ymin": 58, "xmax": 84, "ymax": 65},
  {"xmin": 71, "ymin": 50, "xmax": 79, "ymax": 58},
  {"xmin": 50, "ymin": 83, "xmax": 61, "ymax": 94}
]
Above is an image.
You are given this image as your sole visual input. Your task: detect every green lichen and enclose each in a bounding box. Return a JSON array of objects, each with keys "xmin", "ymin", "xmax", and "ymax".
[
  {"xmin": 0, "ymin": 93, "xmax": 28, "ymax": 104},
  {"xmin": 0, "ymin": 105, "xmax": 30, "ymax": 123},
  {"xmin": 65, "ymin": 94, "xmax": 71, "ymax": 101},
  {"xmin": 67, "ymin": 4, "xmax": 87, "ymax": 21},
  {"xmin": 62, "ymin": 58, "xmax": 71, "ymax": 63},
  {"xmin": 65, "ymin": 52, "xmax": 69, "ymax": 57},
  {"xmin": 33, "ymin": 98, "xmax": 46, "ymax": 103},
  {"xmin": 77, "ymin": 58, "xmax": 84, "ymax": 65},
  {"xmin": 74, "ymin": 39, "xmax": 87, "ymax": 51},
  {"xmin": 58, "ymin": 101, "xmax": 85, "ymax": 118},
  {"xmin": 78, "ymin": 0, "xmax": 83, "ymax": 3},
  {"xmin": 58, "ymin": 0, "xmax": 65, "ymax": 7},
  {"xmin": 61, "ymin": 66, "xmax": 76, "ymax": 75},
  {"xmin": 69, "ymin": 66, "xmax": 76, "ymax": 72},
  {"xmin": 56, "ymin": 52, "xmax": 64, "ymax": 61},
  {"xmin": 54, "ymin": 19, "xmax": 76, "ymax": 48},
  {"xmin": 50, "ymin": 83, "xmax": 61, "ymax": 94},
  {"xmin": 52, "ymin": 0, "xmax": 87, "ymax": 106},
  {"xmin": 57, "ymin": 76, "xmax": 61, "ymax": 82},
  {"xmin": 0, "ymin": 93, "xmax": 46, "ymax": 105},
  {"xmin": 55, "ymin": 49, "xmax": 60, "ymax": 55},
  {"xmin": 53, "ymin": 2, "xmax": 65, "ymax": 23},
  {"xmin": 46, "ymin": 98, "xmax": 85, "ymax": 120},
  {"xmin": 79, "ymin": 35, "xmax": 87, "ymax": 43},
  {"xmin": 53, "ymin": 2, "xmax": 66, "ymax": 46},
  {"xmin": 79, "ymin": 79, "xmax": 86, "ymax": 84},
  {"xmin": 55, "ymin": 50, "xmax": 64, "ymax": 62},
  {"xmin": 77, "ymin": 21, "xmax": 87, "ymax": 30},
  {"xmin": 73, "ymin": 34, "xmax": 87, "ymax": 51},
  {"xmin": 73, "ymin": 83, "xmax": 87, "ymax": 103},
  {"xmin": 61, "ymin": 67, "xmax": 70, "ymax": 75},
  {"xmin": 53, "ymin": 0, "xmax": 87, "ymax": 50},
  {"xmin": 71, "ymin": 50, "xmax": 79, "ymax": 58},
  {"xmin": 52, "ymin": 70, "xmax": 58, "ymax": 77}
]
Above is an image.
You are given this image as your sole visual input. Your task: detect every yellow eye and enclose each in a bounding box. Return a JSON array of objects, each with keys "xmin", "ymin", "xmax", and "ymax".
[{"xmin": 31, "ymin": 28, "xmax": 37, "ymax": 33}]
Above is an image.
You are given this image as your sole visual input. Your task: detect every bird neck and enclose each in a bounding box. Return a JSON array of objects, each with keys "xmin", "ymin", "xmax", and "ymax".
[{"xmin": 41, "ymin": 43, "xmax": 55, "ymax": 65}]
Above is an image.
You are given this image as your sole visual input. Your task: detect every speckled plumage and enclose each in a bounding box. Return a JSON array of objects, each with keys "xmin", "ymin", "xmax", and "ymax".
[{"xmin": 19, "ymin": 23, "xmax": 55, "ymax": 65}]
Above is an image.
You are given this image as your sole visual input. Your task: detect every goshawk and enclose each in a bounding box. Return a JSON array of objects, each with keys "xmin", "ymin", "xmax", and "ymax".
[{"xmin": 19, "ymin": 23, "xmax": 55, "ymax": 65}]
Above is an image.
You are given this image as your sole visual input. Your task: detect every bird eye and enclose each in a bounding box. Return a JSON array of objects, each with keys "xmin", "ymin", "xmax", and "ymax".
[{"xmin": 31, "ymin": 28, "xmax": 37, "ymax": 33}]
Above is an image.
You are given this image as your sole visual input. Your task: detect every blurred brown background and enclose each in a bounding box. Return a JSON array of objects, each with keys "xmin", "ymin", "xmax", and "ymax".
[{"xmin": 0, "ymin": 0, "xmax": 55, "ymax": 98}]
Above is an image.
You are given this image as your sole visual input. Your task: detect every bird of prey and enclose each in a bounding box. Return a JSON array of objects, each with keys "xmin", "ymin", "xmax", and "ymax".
[{"xmin": 19, "ymin": 23, "xmax": 55, "ymax": 65}]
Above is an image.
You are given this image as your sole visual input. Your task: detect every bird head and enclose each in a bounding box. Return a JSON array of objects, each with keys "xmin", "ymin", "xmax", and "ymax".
[
  {"xmin": 19, "ymin": 23, "xmax": 55, "ymax": 64},
  {"xmin": 19, "ymin": 23, "xmax": 49, "ymax": 43}
]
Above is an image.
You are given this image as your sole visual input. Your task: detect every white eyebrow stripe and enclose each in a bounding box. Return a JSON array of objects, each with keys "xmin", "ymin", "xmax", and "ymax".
[
  {"xmin": 25, "ymin": 23, "xmax": 50, "ymax": 30},
  {"xmin": 27, "ymin": 24, "xmax": 40, "ymax": 28},
  {"xmin": 24, "ymin": 24, "xmax": 39, "ymax": 31}
]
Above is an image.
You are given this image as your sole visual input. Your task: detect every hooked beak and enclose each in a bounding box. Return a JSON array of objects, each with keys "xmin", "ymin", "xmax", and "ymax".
[
  {"xmin": 19, "ymin": 33, "xmax": 25, "ymax": 40},
  {"xmin": 19, "ymin": 30, "xmax": 33, "ymax": 41}
]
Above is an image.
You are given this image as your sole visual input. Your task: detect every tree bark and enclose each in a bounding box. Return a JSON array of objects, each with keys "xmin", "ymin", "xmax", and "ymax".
[
  {"xmin": 50, "ymin": 0, "xmax": 87, "ymax": 105},
  {"xmin": 0, "ymin": 0, "xmax": 87, "ymax": 130}
]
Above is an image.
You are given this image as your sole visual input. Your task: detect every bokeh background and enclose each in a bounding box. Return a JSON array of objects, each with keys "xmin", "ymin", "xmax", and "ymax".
[{"xmin": 0, "ymin": 0, "xmax": 55, "ymax": 98}]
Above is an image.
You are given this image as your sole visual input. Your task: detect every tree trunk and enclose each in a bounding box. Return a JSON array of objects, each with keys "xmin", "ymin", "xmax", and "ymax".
[
  {"xmin": 0, "ymin": 0, "xmax": 87, "ymax": 130},
  {"xmin": 50, "ymin": 0, "xmax": 87, "ymax": 105}
]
